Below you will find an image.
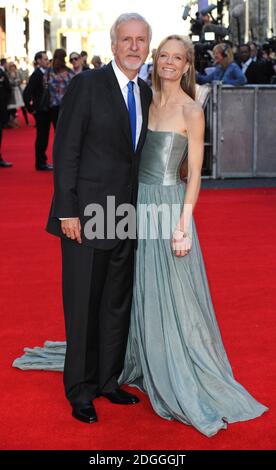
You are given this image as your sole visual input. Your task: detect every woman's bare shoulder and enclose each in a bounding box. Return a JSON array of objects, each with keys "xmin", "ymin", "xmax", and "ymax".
[
  {"xmin": 182, "ymin": 100, "xmax": 204, "ymax": 126},
  {"xmin": 182, "ymin": 99, "xmax": 203, "ymax": 116},
  {"xmin": 181, "ymin": 100, "xmax": 205, "ymax": 136}
]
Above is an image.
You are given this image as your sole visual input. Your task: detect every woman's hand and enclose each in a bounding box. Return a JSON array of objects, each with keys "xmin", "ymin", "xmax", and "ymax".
[{"xmin": 171, "ymin": 229, "xmax": 192, "ymax": 257}]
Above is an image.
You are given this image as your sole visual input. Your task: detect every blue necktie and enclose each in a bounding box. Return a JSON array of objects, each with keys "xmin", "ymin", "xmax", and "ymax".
[{"xmin": 127, "ymin": 81, "xmax": 137, "ymax": 151}]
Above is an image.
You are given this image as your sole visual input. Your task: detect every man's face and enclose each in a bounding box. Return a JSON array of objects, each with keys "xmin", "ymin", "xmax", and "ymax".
[
  {"xmin": 239, "ymin": 46, "xmax": 250, "ymax": 62},
  {"xmin": 112, "ymin": 19, "xmax": 150, "ymax": 74},
  {"xmin": 250, "ymin": 44, "xmax": 257, "ymax": 58},
  {"xmin": 202, "ymin": 14, "xmax": 210, "ymax": 24},
  {"xmin": 81, "ymin": 54, "xmax": 88, "ymax": 64},
  {"xmin": 38, "ymin": 54, "xmax": 49, "ymax": 69}
]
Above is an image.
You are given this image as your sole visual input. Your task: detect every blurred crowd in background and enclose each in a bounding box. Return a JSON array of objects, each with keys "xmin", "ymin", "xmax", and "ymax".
[{"xmin": 0, "ymin": 37, "xmax": 275, "ymax": 169}]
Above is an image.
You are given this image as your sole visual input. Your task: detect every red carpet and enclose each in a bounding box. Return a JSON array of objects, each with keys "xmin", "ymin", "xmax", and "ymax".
[{"xmin": 0, "ymin": 117, "xmax": 275, "ymax": 450}]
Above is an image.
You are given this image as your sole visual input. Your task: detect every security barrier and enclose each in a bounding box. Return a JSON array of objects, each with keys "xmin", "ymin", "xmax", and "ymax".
[{"xmin": 202, "ymin": 83, "xmax": 276, "ymax": 178}]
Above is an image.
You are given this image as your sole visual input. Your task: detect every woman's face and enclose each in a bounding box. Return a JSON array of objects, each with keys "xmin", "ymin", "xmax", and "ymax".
[
  {"xmin": 9, "ymin": 64, "xmax": 17, "ymax": 75},
  {"xmin": 214, "ymin": 48, "xmax": 224, "ymax": 65},
  {"xmin": 157, "ymin": 39, "xmax": 189, "ymax": 83},
  {"xmin": 70, "ymin": 55, "xmax": 82, "ymax": 68}
]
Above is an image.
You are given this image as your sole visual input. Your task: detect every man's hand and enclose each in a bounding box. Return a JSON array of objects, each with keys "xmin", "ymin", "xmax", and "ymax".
[
  {"xmin": 179, "ymin": 159, "xmax": 188, "ymax": 181},
  {"xmin": 61, "ymin": 218, "xmax": 82, "ymax": 244}
]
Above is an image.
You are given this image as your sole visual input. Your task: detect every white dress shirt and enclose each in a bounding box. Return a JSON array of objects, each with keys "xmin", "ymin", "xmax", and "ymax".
[
  {"xmin": 60, "ymin": 61, "xmax": 143, "ymax": 220},
  {"xmin": 111, "ymin": 59, "xmax": 142, "ymax": 149},
  {"xmin": 241, "ymin": 57, "xmax": 253, "ymax": 75}
]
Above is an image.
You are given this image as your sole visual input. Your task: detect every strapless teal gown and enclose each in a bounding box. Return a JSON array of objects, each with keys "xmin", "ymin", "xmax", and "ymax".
[
  {"xmin": 118, "ymin": 129, "xmax": 268, "ymax": 437},
  {"xmin": 13, "ymin": 130, "xmax": 268, "ymax": 437}
]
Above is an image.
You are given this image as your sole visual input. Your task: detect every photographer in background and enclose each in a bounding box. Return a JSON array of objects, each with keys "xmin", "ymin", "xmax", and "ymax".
[{"xmin": 196, "ymin": 43, "xmax": 246, "ymax": 86}]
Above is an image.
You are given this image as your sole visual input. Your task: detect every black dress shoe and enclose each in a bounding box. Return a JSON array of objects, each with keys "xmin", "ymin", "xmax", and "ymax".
[
  {"xmin": 101, "ymin": 388, "xmax": 140, "ymax": 405},
  {"xmin": 36, "ymin": 164, "xmax": 53, "ymax": 171},
  {"xmin": 0, "ymin": 158, "xmax": 13, "ymax": 167},
  {"xmin": 71, "ymin": 401, "xmax": 98, "ymax": 424}
]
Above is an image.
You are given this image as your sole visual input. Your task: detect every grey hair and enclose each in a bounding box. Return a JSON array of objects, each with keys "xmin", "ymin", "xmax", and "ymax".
[{"xmin": 110, "ymin": 12, "xmax": 152, "ymax": 44}]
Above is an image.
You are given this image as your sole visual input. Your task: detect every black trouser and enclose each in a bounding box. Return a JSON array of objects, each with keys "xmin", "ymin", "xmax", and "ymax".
[
  {"xmin": 0, "ymin": 110, "xmax": 6, "ymax": 154},
  {"xmin": 49, "ymin": 106, "xmax": 60, "ymax": 130},
  {"xmin": 0, "ymin": 106, "xmax": 9, "ymax": 128},
  {"xmin": 0, "ymin": 121, "xmax": 2, "ymax": 152},
  {"xmin": 34, "ymin": 111, "xmax": 51, "ymax": 168},
  {"xmin": 61, "ymin": 237, "xmax": 134, "ymax": 405},
  {"xmin": 22, "ymin": 106, "xmax": 29, "ymax": 125}
]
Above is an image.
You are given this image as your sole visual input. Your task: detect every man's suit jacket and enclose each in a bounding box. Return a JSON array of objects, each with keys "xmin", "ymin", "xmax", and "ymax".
[
  {"xmin": 23, "ymin": 68, "xmax": 45, "ymax": 113},
  {"xmin": 46, "ymin": 62, "xmax": 152, "ymax": 249},
  {"xmin": 0, "ymin": 69, "xmax": 11, "ymax": 123},
  {"xmin": 0, "ymin": 69, "xmax": 11, "ymax": 103},
  {"xmin": 243, "ymin": 61, "xmax": 264, "ymax": 84}
]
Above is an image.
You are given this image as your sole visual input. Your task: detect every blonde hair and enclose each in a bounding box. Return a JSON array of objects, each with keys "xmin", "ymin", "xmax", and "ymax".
[
  {"xmin": 213, "ymin": 43, "xmax": 234, "ymax": 69},
  {"xmin": 152, "ymin": 35, "xmax": 196, "ymax": 100}
]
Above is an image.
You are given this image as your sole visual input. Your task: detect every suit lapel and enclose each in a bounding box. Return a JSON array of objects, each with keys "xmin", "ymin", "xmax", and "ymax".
[
  {"xmin": 136, "ymin": 78, "xmax": 149, "ymax": 155},
  {"xmin": 105, "ymin": 62, "xmax": 133, "ymax": 151},
  {"xmin": 104, "ymin": 63, "xmax": 151, "ymax": 157}
]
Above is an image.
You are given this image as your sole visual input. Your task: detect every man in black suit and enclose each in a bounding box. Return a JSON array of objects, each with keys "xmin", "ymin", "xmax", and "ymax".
[
  {"xmin": 46, "ymin": 13, "xmax": 152, "ymax": 423},
  {"xmin": 23, "ymin": 51, "xmax": 53, "ymax": 171},
  {"xmin": 0, "ymin": 65, "xmax": 12, "ymax": 167},
  {"xmin": 238, "ymin": 44, "xmax": 269, "ymax": 84}
]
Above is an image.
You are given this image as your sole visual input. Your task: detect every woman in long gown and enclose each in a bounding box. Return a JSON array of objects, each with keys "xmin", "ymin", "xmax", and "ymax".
[
  {"xmin": 118, "ymin": 35, "xmax": 268, "ymax": 437},
  {"xmin": 13, "ymin": 35, "xmax": 268, "ymax": 438}
]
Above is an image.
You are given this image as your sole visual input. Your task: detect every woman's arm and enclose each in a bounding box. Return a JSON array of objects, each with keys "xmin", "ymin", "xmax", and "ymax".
[
  {"xmin": 196, "ymin": 68, "xmax": 218, "ymax": 84},
  {"xmin": 223, "ymin": 63, "xmax": 247, "ymax": 86},
  {"xmin": 172, "ymin": 104, "xmax": 205, "ymax": 256},
  {"xmin": 180, "ymin": 103, "xmax": 205, "ymax": 229}
]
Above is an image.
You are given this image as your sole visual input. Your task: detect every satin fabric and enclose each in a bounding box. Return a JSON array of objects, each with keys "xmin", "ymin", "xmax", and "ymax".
[
  {"xmin": 13, "ymin": 130, "xmax": 268, "ymax": 436},
  {"xmin": 119, "ymin": 130, "xmax": 268, "ymax": 437}
]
